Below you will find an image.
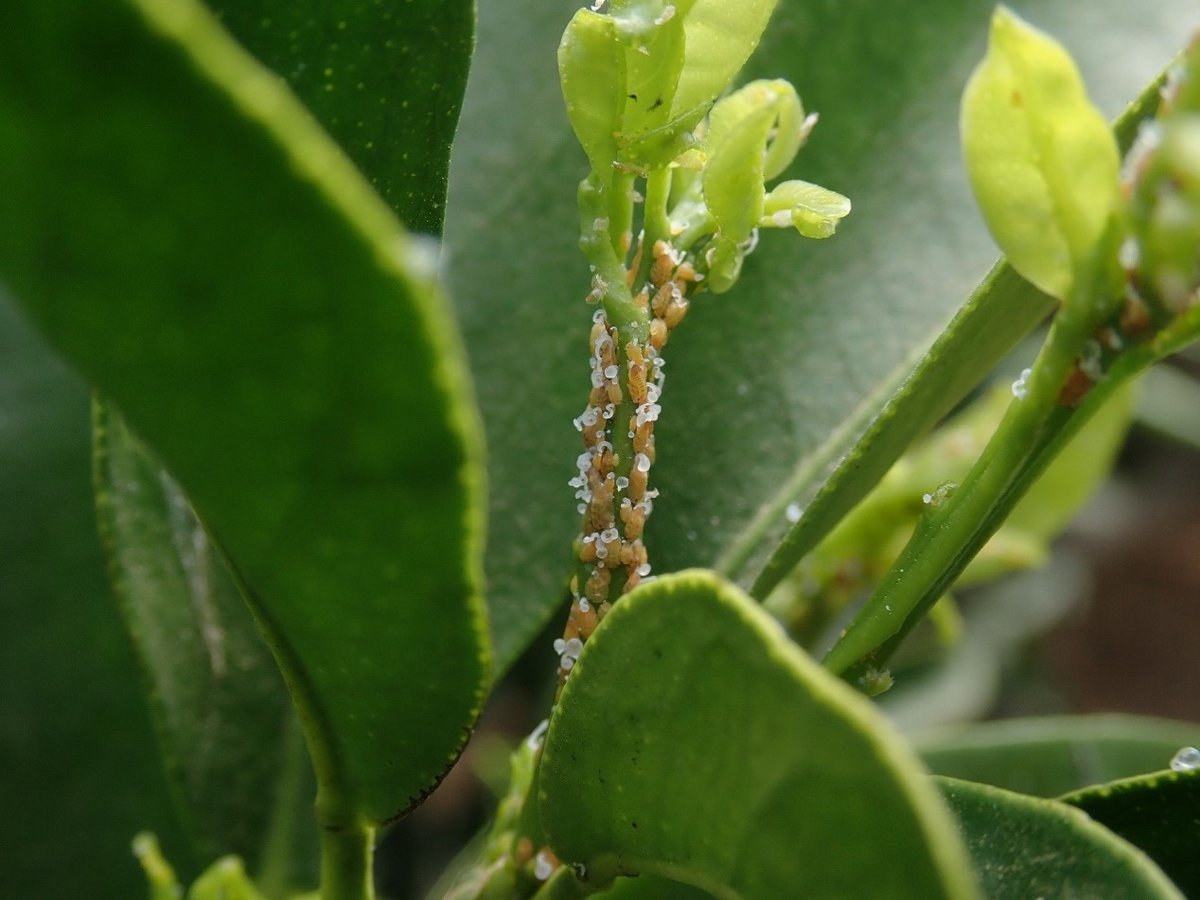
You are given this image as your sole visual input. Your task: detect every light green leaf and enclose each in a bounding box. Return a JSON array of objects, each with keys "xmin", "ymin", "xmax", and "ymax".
[
  {"xmin": 0, "ymin": 0, "xmax": 487, "ymax": 825},
  {"xmin": 703, "ymin": 80, "xmax": 802, "ymax": 243},
  {"xmin": 915, "ymin": 715, "xmax": 1200, "ymax": 797},
  {"xmin": 540, "ymin": 570, "xmax": 979, "ymax": 899},
  {"xmin": 559, "ymin": 10, "xmax": 625, "ymax": 174},
  {"xmin": 133, "ymin": 833, "xmax": 185, "ymax": 900},
  {"xmin": 669, "ymin": 0, "xmax": 779, "ymax": 127},
  {"xmin": 961, "ymin": 6, "xmax": 1120, "ymax": 299},
  {"xmin": 761, "ymin": 180, "xmax": 851, "ymax": 238},
  {"xmin": 1063, "ymin": 767, "xmax": 1200, "ymax": 896},
  {"xmin": 938, "ymin": 777, "xmax": 1184, "ymax": 899},
  {"xmin": 187, "ymin": 856, "xmax": 267, "ymax": 900},
  {"xmin": 94, "ymin": 400, "xmax": 310, "ymax": 875}
]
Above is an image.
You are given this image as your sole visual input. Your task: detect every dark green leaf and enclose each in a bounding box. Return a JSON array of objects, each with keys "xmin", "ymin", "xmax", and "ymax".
[
  {"xmin": 938, "ymin": 776, "xmax": 1183, "ymax": 899},
  {"xmin": 0, "ymin": 300, "xmax": 193, "ymax": 896},
  {"xmin": 0, "ymin": 0, "xmax": 487, "ymax": 823},
  {"xmin": 94, "ymin": 399, "xmax": 313, "ymax": 878},
  {"xmin": 208, "ymin": 0, "xmax": 474, "ymax": 235},
  {"xmin": 445, "ymin": 0, "xmax": 1191, "ymax": 673},
  {"xmin": 916, "ymin": 715, "xmax": 1200, "ymax": 797},
  {"xmin": 594, "ymin": 875, "xmax": 712, "ymax": 899},
  {"xmin": 540, "ymin": 570, "xmax": 978, "ymax": 899},
  {"xmin": 1062, "ymin": 768, "xmax": 1200, "ymax": 896}
]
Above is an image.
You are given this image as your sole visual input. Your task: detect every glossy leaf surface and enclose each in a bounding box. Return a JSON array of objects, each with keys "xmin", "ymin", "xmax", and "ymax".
[
  {"xmin": 94, "ymin": 399, "xmax": 309, "ymax": 873},
  {"xmin": 208, "ymin": 0, "xmax": 474, "ymax": 235},
  {"xmin": 1063, "ymin": 769, "xmax": 1200, "ymax": 896},
  {"xmin": 961, "ymin": 6, "xmax": 1120, "ymax": 299},
  {"xmin": 445, "ymin": 0, "xmax": 1191, "ymax": 672},
  {"xmin": 938, "ymin": 776, "xmax": 1183, "ymax": 899},
  {"xmin": 540, "ymin": 571, "xmax": 978, "ymax": 899},
  {"xmin": 916, "ymin": 715, "xmax": 1200, "ymax": 797},
  {"xmin": 0, "ymin": 0, "xmax": 487, "ymax": 823}
]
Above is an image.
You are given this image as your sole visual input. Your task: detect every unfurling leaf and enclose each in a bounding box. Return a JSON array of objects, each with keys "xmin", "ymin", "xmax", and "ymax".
[
  {"xmin": 961, "ymin": 6, "xmax": 1119, "ymax": 300},
  {"xmin": 559, "ymin": 0, "xmax": 781, "ymax": 173},
  {"xmin": 763, "ymin": 180, "xmax": 852, "ymax": 238}
]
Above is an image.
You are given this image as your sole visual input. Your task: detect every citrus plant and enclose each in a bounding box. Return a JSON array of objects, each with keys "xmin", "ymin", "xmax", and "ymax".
[{"xmin": 2, "ymin": 1, "xmax": 1199, "ymax": 898}]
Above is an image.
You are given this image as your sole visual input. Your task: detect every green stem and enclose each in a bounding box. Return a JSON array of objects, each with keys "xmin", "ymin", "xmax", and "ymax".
[
  {"xmin": 822, "ymin": 273, "xmax": 1097, "ymax": 679},
  {"xmin": 608, "ymin": 170, "xmax": 636, "ymax": 260},
  {"xmin": 578, "ymin": 176, "xmax": 647, "ymax": 340},
  {"xmin": 635, "ymin": 167, "xmax": 673, "ymax": 285},
  {"xmin": 317, "ymin": 809, "xmax": 375, "ymax": 900}
]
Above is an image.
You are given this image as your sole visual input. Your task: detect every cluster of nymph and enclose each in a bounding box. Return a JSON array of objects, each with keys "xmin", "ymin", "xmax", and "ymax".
[{"xmin": 554, "ymin": 237, "xmax": 701, "ymax": 679}]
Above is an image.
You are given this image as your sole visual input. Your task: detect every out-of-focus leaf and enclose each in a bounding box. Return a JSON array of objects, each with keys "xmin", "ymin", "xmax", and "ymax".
[
  {"xmin": 0, "ymin": 300, "xmax": 192, "ymax": 896},
  {"xmin": 94, "ymin": 399, "xmax": 313, "ymax": 877},
  {"xmin": 208, "ymin": 0, "xmax": 474, "ymax": 235},
  {"xmin": 0, "ymin": 0, "xmax": 487, "ymax": 823},
  {"xmin": 1062, "ymin": 768, "xmax": 1200, "ymax": 896},
  {"xmin": 938, "ymin": 776, "xmax": 1183, "ymax": 899},
  {"xmin": 961, "ymin": 6, "xmax": 1119, "ymax": 300},
  {"xmin": 444, "ymin": 0, "xmax": 1191, "ymax": 673},
  {"xmin": 540, "ymin": 570, "xmax": 978, "ymax": 899},
  {"xmin": 916, "ymin": 715, "xmax": 1200, "ymax": 796}
]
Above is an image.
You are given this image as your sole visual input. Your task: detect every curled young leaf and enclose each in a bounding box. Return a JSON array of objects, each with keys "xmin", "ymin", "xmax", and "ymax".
[
  {"xmin": 961, "ymin": 6, "xmax": 1119, "ymax": 300},
  {"xmin": 704, "ymin": 79, "xmax": 806, "ymax": 238},
  {"xmin": 560, "ymin": 0, "xmax": 781, "ymax": 172},
  {"xmin": 559, "ymin": 10, "xmax": 625, "ymax": 175},
  {"xmin": 762, "ymin": 179, "xmax": 852, "ymax": 238}
]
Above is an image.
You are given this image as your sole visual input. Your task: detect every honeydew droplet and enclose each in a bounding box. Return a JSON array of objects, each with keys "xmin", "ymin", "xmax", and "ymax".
[
  {"xmin": 578, "ymin": 598, "xmax": 591, "ymax": 613},
  {"xmin": 636, "ymin": 562, "xmax": 652, "ymax": 576},
  {"xmin": 565, "ymin": 637, "xmax": 584, "ymax": 657},
  {"xmin": 635, "ymin": 453, "xmax": 652, "ymax": 473},
  {"xmin": 616, "ymin": 476, "xmax": 630, "ymax": 490},
  {"xmin": 601, "ymin": 527, "xmax": 620, "ymax": 543},
  {"xmin": 604, "ymin": 364, "xmax": 619, "ymax": 380},
  {"xmin": 1170, "ymin": 746, "xmax": 1200, "ymax": 772},
  {"xmin": 785, "ymin": 502, "xmax": 802, "ymax": 524},
  {"xmin": 553, "ymin": 638, "xmax": 566, "ymax": 655}
]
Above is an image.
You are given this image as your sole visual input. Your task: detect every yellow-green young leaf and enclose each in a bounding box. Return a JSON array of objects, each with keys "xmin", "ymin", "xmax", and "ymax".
[
  {"xmin": 762, "ymin": 180, "xmax": 852, "ymax": 238},
  {"xmin": 704, "ymin": 79, "xmax": 805, "ymax": 241},
  {"xmin": 559, "ymin": 10, "xmax": 625, "ymax": 174},
  {"xmin": 186, "ymin": 857, "xmax": 267, "ymax": 900},
  {"xmin": 961, "ymin": 6, "xmax": 1119, "ymax": 300},
  {"xmin": 670, "ymin": 0, "xmax": 779, "ymax": 124},
  {"xmin": 612, "ymin": 1, "xmax": 686, "ymax": 146},
  {"xmin": 132, "ymin": 834, "xmax": 183, "ymax": 900}
]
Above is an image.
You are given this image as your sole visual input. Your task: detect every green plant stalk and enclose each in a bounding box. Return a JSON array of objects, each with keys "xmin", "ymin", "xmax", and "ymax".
[
  {"xmin": 821, "ymin": 245, "xmax": 1113, "ymax": 681},
  {"xmin": 317, "ymin": 813, "xmax": 375, "ymax": 900},
  {"xmin": 836, "ymin": 300, "xmax": 1200, "ymax": 686},
  {"xmin": 635, "ymin": 167, "xmax": 673, "ymax": 285}
]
